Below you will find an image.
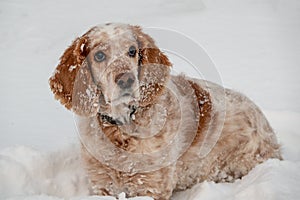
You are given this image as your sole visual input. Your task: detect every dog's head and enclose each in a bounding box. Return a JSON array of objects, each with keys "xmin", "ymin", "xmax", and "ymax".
[{"xmin": 49, "ymin": 23, "xmax": 171, "ymax": 124}]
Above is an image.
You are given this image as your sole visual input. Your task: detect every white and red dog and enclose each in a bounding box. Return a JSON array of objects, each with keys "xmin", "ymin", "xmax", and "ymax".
[{"xmin": 49, "ymin": 23, "xmax": 281, "ymax": 200}]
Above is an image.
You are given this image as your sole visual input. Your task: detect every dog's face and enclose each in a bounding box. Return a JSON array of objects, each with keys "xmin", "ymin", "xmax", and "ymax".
[
  {"xmin": 86, "ymin": 25, "xmax": 141, "ymax": 123},
  {"xmin": 49, "ymin": 23, "xmax": 172, "ymax": 124}
]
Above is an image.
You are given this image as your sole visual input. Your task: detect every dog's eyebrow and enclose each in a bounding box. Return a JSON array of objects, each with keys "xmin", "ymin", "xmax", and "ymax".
[{"xmin": 92, "ymin": 42, "xmax": 110, "ymax": 51}]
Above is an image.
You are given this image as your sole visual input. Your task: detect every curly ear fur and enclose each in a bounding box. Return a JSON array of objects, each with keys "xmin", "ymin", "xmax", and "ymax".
[
  {"xmin": 131, "ymin": 26, "xmax": 172, "ymax": 106},
  {"xmin": 49, "ymin": 28, "xmax": 101, "ymax": 116},
  {"xmin": 49, "ymin": 35, "xmax": 89, "ymax": 109}
]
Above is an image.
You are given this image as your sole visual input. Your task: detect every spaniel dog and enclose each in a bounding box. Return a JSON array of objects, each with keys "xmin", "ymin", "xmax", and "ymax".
[{"xmin": 49, "ymin": 23, "xmax": 281, "ymax": 200}]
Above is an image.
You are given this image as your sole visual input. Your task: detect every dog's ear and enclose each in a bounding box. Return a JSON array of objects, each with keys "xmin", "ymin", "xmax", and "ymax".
[
  {"xmin": 49, "ymin": 30, "xmax": 100, "ymax": 116},
  {"xmin": 131, "ymin": 26, "xmax": 172, "ymax": 106}
]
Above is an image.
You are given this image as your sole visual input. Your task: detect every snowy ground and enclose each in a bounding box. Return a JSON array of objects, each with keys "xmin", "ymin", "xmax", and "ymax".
[{"xmin": 0, "ymin": 0, "xmax": 300, "ymax": 199}]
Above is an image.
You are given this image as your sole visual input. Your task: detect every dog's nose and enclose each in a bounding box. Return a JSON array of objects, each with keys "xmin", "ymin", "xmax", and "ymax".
[{"xmin": 115, "ymin": 73, "xmax": 135, "ymax": 89}]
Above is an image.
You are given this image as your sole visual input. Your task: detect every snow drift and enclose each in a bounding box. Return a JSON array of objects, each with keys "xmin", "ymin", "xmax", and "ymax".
[{"xmin": 1, "ymin": 111, "xmax": 300, "ymax": 200}]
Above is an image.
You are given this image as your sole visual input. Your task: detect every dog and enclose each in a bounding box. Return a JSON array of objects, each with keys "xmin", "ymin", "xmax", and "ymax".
[{"xmin": 49, "ymin": 23, "xmax": 282, "ymax": 200}]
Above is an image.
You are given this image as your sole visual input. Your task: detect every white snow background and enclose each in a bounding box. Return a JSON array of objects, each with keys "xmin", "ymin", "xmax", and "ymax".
[{"xmin": 0, "ymin": 0, "xmax": 300, "ymax": 199}]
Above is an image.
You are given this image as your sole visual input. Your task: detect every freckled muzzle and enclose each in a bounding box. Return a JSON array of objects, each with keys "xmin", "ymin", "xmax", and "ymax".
[{"xmin": 91, "ymin": 57, "xmax": 140, "ymax": 125}]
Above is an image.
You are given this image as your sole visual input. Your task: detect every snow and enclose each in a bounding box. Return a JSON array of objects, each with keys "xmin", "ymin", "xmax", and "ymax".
[
  {"xmin": 1, "ymin": 111, "xmax": 300, "ymax": 200},
  {"xmin": 173, "ymin": 160, "xmax": 300, "ymax": 200},
  {"xmin": 0, "ymin": 0, "xmax": 299, "ymax": 199}
]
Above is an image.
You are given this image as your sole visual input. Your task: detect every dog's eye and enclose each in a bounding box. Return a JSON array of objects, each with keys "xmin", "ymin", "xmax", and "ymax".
[
  {"xmin": 128, "ymin": 46, "xmax": 136, "ymax": 57},
  {"xmin": 94, "ymin": 51, "xmax": 106, "ymax": 62}
]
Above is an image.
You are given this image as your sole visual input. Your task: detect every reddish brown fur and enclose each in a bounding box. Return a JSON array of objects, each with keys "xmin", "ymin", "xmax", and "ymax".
[
  {"xmin": 49, "ymin": 24, "xmax": 282, "ymax": 200},
  {"xmin": 49, "ymin": 34, "xmax": 90, "ymax": 109}
]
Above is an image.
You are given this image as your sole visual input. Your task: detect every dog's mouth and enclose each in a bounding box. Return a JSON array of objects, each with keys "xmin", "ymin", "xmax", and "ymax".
[
  {"xmin": 110, "ymin": 86, "xmax": 140, "ymax": 103},
  {"xmin": 99, "ymin": 97, "xmax": 138, "ymax": 126},
  {"xmin": 100, "ymin": 103, "xmax": 137, "ymax": 126},
  {"xmin": 99, "ymin": 85, "xmax": 140, "ymax": 125},
  {"xmin": 100, "ymin": 114, "xmax": 123, "ymax": 125}
]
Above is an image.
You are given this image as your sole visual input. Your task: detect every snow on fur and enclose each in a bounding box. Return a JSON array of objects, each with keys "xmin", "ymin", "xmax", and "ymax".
[{"xmin": 1, "ymin": 111, "xmax": 300, "ymax": 200}]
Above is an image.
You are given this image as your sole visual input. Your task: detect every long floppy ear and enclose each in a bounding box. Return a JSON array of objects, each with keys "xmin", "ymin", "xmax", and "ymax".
[
  {"xmin": 131, "ymin": 26, "xmax": 172, "ymax": 106},
  {"xmin": 49, "ymin": 29, "xmax": 100, "ymax": 116}
]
